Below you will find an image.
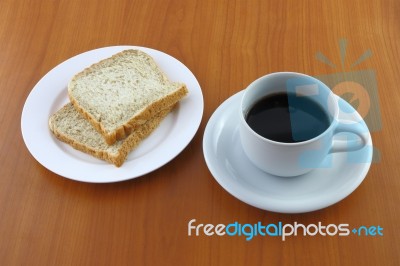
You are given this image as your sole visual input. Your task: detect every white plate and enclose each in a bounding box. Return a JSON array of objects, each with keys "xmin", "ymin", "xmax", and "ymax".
[
  {"xmin": 21, "ymin": 46, "xmax": 203, "ymax": 183},
  {"xmin": 203, "ymin": 91, "xmax": 372, "ymax": 213}
]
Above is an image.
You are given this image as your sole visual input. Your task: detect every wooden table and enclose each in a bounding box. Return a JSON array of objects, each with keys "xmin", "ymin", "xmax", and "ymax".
[{"xmin": 1, "ymin": 0, "xmax": 399, "ymax": 265}]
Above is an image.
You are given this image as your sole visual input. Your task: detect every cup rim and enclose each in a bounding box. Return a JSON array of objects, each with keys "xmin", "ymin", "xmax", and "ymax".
[{"xmin": 240, "ymin": 72, "xmax": 339, "ymax": 146}]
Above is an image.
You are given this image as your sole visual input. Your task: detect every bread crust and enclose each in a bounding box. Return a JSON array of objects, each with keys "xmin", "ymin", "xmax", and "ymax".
[
  {"xmin": 68, "ymin": 49, "xmax": 188, "ymax": 145},
  {"xmin": 69, "ymin": 83, "xmax": 187, "ymax": 145},
  {"xmin": 49, "ymin": 105, "xmax": 173, "ymax": 167}
]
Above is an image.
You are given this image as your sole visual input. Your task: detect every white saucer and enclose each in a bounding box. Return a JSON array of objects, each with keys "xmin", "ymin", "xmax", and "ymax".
[
  {"xmin": 203, "ymin": 91, "xmax": 372, "ymax": 213},
  {"xmin": 21, "ymin": 46, "xmax": 203, "ymax": 183}
]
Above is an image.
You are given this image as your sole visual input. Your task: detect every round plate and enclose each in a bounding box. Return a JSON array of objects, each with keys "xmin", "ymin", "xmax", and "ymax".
[
  {"xmin": 203, "ymin": 91, "xmax": 372, "ymax": 213},
  {"xmin": 21, "ymin": 46, "xmax": 203, "ymax": 183}
]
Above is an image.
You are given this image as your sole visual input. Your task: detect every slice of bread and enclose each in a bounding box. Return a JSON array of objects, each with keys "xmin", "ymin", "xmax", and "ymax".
[
  {"xmin": 68, "ymin": 49, "xmax": 188, "ymax": 145},
  {"xmin": 49, "ymin": 103, "xmax": 173, "ymax": 167}
]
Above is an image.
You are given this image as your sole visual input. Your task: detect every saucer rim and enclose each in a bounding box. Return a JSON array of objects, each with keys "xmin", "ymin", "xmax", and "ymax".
[{"xmin": 203, "ymin": 90, "xmax": 372, "ymax": 213}]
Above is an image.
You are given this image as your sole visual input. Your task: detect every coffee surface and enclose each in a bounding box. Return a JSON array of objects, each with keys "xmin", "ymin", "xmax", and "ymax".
[{"xmin": 245, "ymin": 92, "xmax": 331, "ymax": 143}]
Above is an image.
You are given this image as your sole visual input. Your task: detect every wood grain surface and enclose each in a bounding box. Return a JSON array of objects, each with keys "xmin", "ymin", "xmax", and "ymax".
[{"xmin": 0, "ymin": 0, "xmax": 399, "ymax": 265}]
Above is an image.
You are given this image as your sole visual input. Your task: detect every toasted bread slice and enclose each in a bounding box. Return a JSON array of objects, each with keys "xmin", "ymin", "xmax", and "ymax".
[
  {"xmin": 49, "ymin": 103, "xmax": 173, "ymax": 167},
  {"xmin": 68, "ymin": 49, "xmax": 188, "ymax": 145}
]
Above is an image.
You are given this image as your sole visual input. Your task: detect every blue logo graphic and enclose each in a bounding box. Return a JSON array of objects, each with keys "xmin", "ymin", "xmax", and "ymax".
[{"xmin": 315, "ymin": 38, "xmax": 381, "ymax": 163}]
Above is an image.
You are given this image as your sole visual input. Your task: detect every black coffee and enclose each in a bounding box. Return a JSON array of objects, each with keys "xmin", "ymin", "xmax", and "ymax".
[{"xmin": 245, "ymin": 92, "xmax": 331, "ymax": 143}]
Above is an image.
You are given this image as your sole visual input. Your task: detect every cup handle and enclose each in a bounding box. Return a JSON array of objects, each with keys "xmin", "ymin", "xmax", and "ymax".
[{"xmin": 329, "ymin": 121, "xmax": 369, "ymax": 153}]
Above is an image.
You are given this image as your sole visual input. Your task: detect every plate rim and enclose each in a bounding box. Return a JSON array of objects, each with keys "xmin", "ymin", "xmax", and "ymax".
[{"xmin": 21, "ymin": 45, "xmax": 203, "ymax": 183}]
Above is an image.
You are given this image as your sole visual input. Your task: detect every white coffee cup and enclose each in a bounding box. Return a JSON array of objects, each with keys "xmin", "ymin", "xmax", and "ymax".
[{"xmin": 239, "ymin": 72, "xmax": 369, "ymax": 177}]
